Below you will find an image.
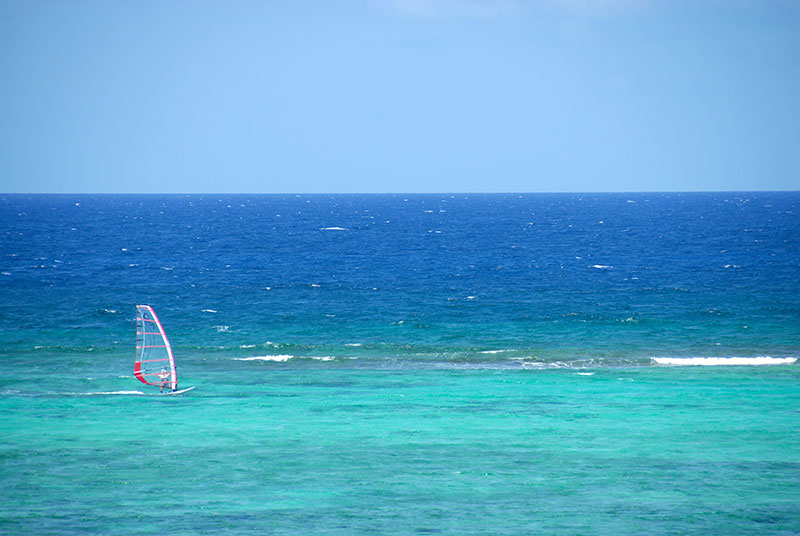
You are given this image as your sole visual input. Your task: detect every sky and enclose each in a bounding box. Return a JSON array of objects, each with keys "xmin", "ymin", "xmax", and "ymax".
[{"xmin": 0, "ymin": 0, "xmax": 798, "ymax": 193}]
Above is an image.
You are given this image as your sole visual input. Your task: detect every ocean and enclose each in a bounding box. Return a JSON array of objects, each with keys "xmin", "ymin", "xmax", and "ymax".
[{"xmin": 1, "ymin": 192, "xmax": 799, "ymax": 534}]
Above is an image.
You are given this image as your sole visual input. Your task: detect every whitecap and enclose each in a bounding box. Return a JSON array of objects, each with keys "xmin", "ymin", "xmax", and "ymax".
[
  {"xmin": 234, "ymin": 355, "xmax": 293, "ymax": 362},
  {"xmin": 520, "ymin": 360, "xmax": 570, "ymax": 369},
  {"xmin": 575, "ymin": 372, "xmax": 595, "ymax": 376},
  {"xmin": 345, "ymin": 343, "xmax": 362, "ymax": 347},
  {"xmin": 213, "ymin": 325, "xmax": 231, "ymax": 333},
  {"xmin": 480, "ymin": 350, "xmax": 511, "ymax": 354},
  {"xmin": 652, "ymin": 357, "xmax": 797, "ymax": 366},
  {"xmin": 240, "ymin": 344, "xmax": 256, "ymax": 348},
  {"xmin": 202, "ymin": 309, "xmax": 218, "ymax": 313},
  {"xmin": 320, "ymin": 227, "xmax": 347, "ymax": 231},
  {"xmin": 592, "ymin": 265, "xmax": 612, "ymax": 269}
]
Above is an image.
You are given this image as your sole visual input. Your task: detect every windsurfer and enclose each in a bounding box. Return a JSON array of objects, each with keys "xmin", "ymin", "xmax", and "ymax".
[{"xmin": 158, "ymin": 367, "xmax": 172, "ymax": 393}]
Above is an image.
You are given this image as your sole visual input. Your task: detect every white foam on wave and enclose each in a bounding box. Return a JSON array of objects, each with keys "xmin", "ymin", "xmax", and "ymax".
[
  {"xmin": 320, "ymin": 227, "xmax": 347, "ymax": 231},
  {"xmin": 345, "ymin": 343, "xmax": 362, "ymax": 347},
  {"xmin": 652, "ymin": 357, "xmax": 797, "ymax": 366},
  {"xmin": 480, "ymin": 350, "xmax": 511, "ymax": 354},
  {"xmin": 234, "ymin": 355, "xmax": 293, "ymax": 362},
  {"xmin": 575, "ymin": 372, "xmax": 595, "ymax": 376},
  {"xmin": 518, "ymin": 360, "xmax": 570, "ymax": 369},
  {"xmin": 202, "ymin": 309, "xmax": 218, "ymax": 313},
  {"xmin": 592, "ymin": 264, "xmax": 612, "ymax": 269},
  {"xmin": 233, "ymin": 354, "xmax": 355, "ymax": 363}
]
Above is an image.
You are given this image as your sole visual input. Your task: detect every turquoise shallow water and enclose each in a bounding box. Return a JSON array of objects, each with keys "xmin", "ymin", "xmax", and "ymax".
[{"xmin": 3, "ymin": 366, "xmax": 800, "ymax": 535}]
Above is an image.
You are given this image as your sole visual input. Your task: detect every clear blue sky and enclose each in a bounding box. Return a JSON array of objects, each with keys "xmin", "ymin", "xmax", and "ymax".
[{"xmin": 1, "ymin": 0, "xmax": 798, "ymax": 193}]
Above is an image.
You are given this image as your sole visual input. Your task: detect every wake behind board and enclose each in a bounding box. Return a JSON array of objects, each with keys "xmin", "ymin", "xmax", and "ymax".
[{"xmin": 160, "ymin": 386, "xmax": 196, "ymax": 396}]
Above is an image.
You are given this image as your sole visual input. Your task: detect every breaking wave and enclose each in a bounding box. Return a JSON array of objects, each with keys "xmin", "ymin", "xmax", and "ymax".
[
  {"xmin": 652, "ymin": 357, "xmax": 797, "ymax": 366},
  {"xmin": 234, "ymin": 355, "xmax": 293, "ymax": 362},
  {"xmin": 232, "ymin": 355, "xmax": 356, "ymax": 363}
]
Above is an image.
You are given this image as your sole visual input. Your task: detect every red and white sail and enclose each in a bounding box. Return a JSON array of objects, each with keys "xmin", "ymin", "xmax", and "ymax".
[{"xmin": 134, "ymin": 305, "xmax": 177, "ymax": 391}]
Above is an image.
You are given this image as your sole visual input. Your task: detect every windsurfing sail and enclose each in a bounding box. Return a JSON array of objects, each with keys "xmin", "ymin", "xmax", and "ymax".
[{"xmin": 134, "ymin": 305, "xmax": 178, "ymax": 391}]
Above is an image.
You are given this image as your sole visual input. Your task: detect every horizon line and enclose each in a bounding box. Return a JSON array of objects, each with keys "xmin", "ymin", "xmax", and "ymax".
[{"xmin": 1, "ymin": 190, "xmax": 799, "ymax": 196}]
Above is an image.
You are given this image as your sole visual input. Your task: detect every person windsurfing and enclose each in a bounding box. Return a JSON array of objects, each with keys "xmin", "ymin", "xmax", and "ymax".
[{"xmin": 157, "ymin": 367, "xmax": 172, "ymax": 393}]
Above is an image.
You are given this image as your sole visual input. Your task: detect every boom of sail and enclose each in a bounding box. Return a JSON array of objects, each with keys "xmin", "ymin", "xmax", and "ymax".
[{"xmin": 134, "ymin": 305, "xmax": 178, "ymax": 391}]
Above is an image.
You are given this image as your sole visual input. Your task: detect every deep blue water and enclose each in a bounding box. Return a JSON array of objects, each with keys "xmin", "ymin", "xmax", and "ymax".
[{"xmin": 1, "ymin": 193, "xmax": 798, "ymax": 366}]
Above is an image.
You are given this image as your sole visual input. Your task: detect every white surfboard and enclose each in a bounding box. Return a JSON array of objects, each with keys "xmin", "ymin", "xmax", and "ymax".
[{"xmin": 160, "ymin": 386, "xmax": 196, "ymax": 396}]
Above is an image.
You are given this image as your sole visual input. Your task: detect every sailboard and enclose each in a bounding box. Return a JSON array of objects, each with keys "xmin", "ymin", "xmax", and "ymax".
[
  {"xmin": 161, "ymin": 386, "xmax": 196, "ymax": 396},
  {"xmin": 134, "ymin": 305, "xmax": 194, "ymax": 395}
]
